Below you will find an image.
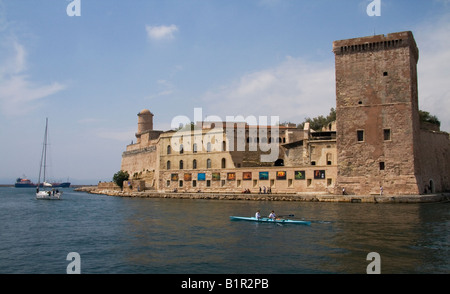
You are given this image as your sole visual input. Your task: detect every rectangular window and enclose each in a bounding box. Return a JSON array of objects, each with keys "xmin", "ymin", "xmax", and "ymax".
[
  {"xmin": 379, "ymin": 162, "xmax": 385, "ymax": 170},
  {"xmin": 357, "ymin": 130, "xmax": 364, "ymax": 142},
  {"xmin": 384, "ymin": 129, "xmax": 391, "ymax": 141}
]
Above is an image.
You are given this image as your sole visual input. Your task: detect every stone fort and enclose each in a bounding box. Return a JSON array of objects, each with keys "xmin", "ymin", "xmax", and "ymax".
[{"xmin": 119, "ymin": 31, "xmax": 450, "ymax": 196}]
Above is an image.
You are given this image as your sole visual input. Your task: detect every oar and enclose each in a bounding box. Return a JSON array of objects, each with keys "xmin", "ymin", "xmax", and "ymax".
[{"xmin": 278, "ymin": 214, "xmax": 295, "ymax": 218}]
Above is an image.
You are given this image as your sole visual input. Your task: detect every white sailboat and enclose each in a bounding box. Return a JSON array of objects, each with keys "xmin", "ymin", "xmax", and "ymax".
[{"xmin": 36, "ymin": 118, "xmax": 62, "ymax": 200}]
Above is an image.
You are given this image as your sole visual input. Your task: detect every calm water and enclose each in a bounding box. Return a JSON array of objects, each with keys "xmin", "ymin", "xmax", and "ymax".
[{"xmin": 0, "ymin": 187, "xmax": 448, "ymax": 274}]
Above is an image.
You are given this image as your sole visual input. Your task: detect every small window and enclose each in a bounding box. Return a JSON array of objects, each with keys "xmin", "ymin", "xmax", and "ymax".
[
  {"xmin": 384, "ymin": 129, "xmax": 391, "ymax": 141},
  {"xmin": 383, "ymin": 71, "xmax": 388, "ymax": 76},
  {"xmin": 379, "ymin": 162, "xmax": 385, "ymax": 170},
  {"xmin": 179, "ymin": 144, "xmax": 184, "ymax": 154},
  {"xmin": 207, "ymin": 159, "xmax": 211, "ymax": 169},
  {"xmin": 166, "ymin": 180, "xmax": 170, "ymax": 187},
  {"xmin": 193, "ymin": 159, "xmax": 197, "ymax": 169},
  {"xmin": 357, "ymin": 130, "xmax": 364, "ymax": 142},
  {"xmin": 167, "ymin": 145, "xmax": 171, "ymax": 154},
  {"xmin": 167, "ymin": 160, "xmax": 171, "ymax": 170},
  {"xmin": 179, "ymin": 160, "xmax": 184, "ymax": 169},
  {"xmin": 193, "ymin": 143, "xmax": 197, "ymax": 153},
  {"xmin": 311, "ymin": 161, "xmax": 316, "ymax": 166},
  {"xmin": 206, "ymin": 180, "xmax": 211, "ymax": 187},
  {"xmin": 179, "ymin": 180, "xmax": 183, "ymax": 187},
  {"xmin": 221, "ymin": 158, "xmax": 226, "ymax": 168},
  {"xmin": 193, "ymin": 180, "xmax": 197, "ymax": 187}
]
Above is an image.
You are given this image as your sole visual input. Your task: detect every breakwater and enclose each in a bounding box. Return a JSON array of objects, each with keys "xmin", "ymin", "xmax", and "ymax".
[{"xmin": 74, "ymin": 187, "xmax": 449, "ymax": 203}]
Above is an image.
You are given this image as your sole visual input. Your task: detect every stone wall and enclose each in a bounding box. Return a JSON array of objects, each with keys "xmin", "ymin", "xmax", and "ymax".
[
  {"xmin": 334, "ymin": 31, "xmax": 422, "ymax": 195},
  {"xmin": 158, "ymin": 166, "xmax": 337, "ymax": 194}
]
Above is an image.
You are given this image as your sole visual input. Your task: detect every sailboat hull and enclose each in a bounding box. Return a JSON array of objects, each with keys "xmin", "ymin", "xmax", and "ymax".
[{"xmin": 36, "ymin": 191, "xmax": 62, "ymax": 200}]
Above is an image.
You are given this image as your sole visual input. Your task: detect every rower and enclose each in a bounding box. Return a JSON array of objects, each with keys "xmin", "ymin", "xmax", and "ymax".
[{"xmin": 268, "ymin": 210, "xmax": 277, "ymax": 220}]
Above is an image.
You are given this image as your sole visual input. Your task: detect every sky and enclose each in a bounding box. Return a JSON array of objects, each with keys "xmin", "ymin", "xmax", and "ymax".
[{"xmin": 0, "ymin": 0, "xmax": 449, "ymax": 184}]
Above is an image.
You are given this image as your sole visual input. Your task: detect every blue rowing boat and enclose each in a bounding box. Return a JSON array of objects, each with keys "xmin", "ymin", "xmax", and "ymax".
[{"xmin": 230, "ymin": 216, "xmax": 311, "ymax": 225}]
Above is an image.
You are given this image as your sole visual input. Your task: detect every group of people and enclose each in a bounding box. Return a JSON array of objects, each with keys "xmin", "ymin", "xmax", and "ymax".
[
  {"xmin": 259, "ymin": 186, "xmax": 272, "ymax": 194},
  {"xmin": 255, "ymin": 210, "xmax": 277, "ymax": 220}
]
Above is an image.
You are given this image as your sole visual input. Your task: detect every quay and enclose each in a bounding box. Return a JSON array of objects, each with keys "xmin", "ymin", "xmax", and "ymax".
[{"xmin": 74, "ymin": 187, "xmax": 449, "ymax": 203}]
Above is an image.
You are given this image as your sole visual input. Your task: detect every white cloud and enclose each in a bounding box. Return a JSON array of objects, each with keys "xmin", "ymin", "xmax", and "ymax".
[
  {"xmin": 201, "ymin": 56, "xmax": 335, "ymax": 124},
  {"xmin": 145, "ymin": 24, "xmax": 179, "ymax": 41},
  {"xmin": 415, "ymin": 14, "xmax": 450, "ymax": 131},
  {"xmin": 0, "ymin": 39, "xmax": 66, "ymax": 116}
]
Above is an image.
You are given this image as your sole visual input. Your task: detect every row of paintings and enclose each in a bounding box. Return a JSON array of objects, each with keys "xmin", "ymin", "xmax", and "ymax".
[{"xmin": 171, "ymin": 170, "xmax": 326, "ymax": 181}]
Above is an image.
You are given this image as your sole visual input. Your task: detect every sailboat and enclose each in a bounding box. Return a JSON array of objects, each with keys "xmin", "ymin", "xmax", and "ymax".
[{"xmin": 36, "ymin": 118, "xmax": 62, "ymax": 200}]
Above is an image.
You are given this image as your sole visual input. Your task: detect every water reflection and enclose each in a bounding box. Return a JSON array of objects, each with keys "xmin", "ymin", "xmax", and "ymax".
[{"xmin": 117, "ymin": 198, "xmax": 448, "ymax": 274}]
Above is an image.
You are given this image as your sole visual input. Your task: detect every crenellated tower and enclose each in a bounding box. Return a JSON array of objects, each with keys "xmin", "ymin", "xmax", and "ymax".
[{"xmin": 333, "ymin": 31, "xmax": 422, "ymax": 195}]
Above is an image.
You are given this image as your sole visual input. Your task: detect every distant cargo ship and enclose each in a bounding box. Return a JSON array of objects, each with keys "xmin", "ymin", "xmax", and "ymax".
[
  {"xmin": 15, "ymin": 177, "xmax": 35, "ymax": 188},
  {"xmin": 15, "ymin": 177, "xmax": 70, "ymax": 188}
]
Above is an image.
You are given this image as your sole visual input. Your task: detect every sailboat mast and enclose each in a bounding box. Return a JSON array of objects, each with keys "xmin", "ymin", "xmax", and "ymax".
[
  {"xmin": 37, "ymin": 118, "xmax": 48, "ymax": 186},
  {"xmin": 43, "ymin": 118, "xmax": 48, "ymax": 183}
]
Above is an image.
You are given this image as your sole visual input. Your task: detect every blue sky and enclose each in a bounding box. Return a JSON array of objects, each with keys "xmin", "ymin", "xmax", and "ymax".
[{"xmin": 1, "ymin": 0, "xmax": 449, "ymax": 184}]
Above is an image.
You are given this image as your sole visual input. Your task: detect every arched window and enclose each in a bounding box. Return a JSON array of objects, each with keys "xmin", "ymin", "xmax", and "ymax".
[
  {"xmin": 207, "ymin": 158, "xmax": 211, "ymax": 169},
  {"xmin": 193, "ymin": 143, "xmax": 198, "ymax": 153},
  {"xmin": 274, "ymin": 159, "xmax": 284, "ymax": 166},
  {"xmin": 167, "ymin": 160, "xmax": 171, "ymax": 170},
  {"xmin": 167, "ymin": 145, "xmax": 171, "ymax": 154},
  {"xmin": 193, "ymin": 159, "xmax": 197, "ymax": 169},
  {"xmin": 221, "ymin": 158, "xmax": 226, "ymax": 168},
  {"xmin": 207, "ymin": 142, "xmax": 211, "ymax": 152},
  {"xmin": 179, "ymin": 160, "xmax": 184, "ymax": 169},
  {"xmin": 327, "ymin": 153, "xmax": 332, "ymax": 165},
  {"xmin": 222, "ymin": 141, "xmax": 226, "ymax": 151},
  {"xmin": 179, "ymin": 144, "xmax": 184, "ymax": 154}
]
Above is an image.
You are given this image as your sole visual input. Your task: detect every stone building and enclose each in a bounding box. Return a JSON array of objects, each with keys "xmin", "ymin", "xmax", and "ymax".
[
  {"xmin": 119, "ymin": 31, "xmax": 450, "ymax": 196},
  {"xmin": 333, "ymin": 31, "xmax": 450, "ymax": 195}
]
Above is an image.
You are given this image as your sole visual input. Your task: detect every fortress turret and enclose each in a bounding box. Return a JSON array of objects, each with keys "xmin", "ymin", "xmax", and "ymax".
[{"xmin": 136, "ymin": 109, "xmax": 154, "ymax": 143}]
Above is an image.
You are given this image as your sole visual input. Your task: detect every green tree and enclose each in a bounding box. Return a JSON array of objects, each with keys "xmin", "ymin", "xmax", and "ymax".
[
  {"xmin": 298, "ymin": 108, "xmax": 336, "ymax": 131},
  {"xmin": 113, "ymin": 170, "xmax": 129, "ymax": 189},
  {"xmin": 419, "ymin": 110, "xmax": 441, "ymax": 127}
]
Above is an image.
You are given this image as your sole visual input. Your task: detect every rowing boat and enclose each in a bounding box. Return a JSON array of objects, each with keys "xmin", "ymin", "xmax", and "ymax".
[{"xmin": 230, "ymin": 216, "xmax": 311, "ymax": 225}]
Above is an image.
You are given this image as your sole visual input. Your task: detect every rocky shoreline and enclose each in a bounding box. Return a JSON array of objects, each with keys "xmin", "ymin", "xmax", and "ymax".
[{"xmin": 74, "ymin": 187, "xmax": 450, "ymax": 203}]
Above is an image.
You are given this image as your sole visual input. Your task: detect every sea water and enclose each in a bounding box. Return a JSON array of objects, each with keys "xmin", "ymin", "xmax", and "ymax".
[{"xmin": 0, "ymin": 187, "xmax": 448, "ymax": 274}]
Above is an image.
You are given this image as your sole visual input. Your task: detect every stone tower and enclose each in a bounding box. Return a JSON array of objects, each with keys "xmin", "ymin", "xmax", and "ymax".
[
  {"xmin": 333, "ymin": 31, "xmax": 421, "ymax": 195},
  {"xmin": 136, "ymin": 109, "xmax": 154, "ymax": 143}
]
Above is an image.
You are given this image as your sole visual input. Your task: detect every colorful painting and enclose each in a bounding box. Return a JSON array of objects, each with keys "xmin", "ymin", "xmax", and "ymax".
[
  {"xmin": 259, "ymin": 171, "xmax": 269, "ymax": 180},
  {"xmin": 314, "ymin": 170, "xmax": 326, "ymax": 179},
  {"xmin": 198, "ymin": 173, "xmax": 206, "ymax": 181},
  {"xmin": 295, "ymin": 170, "xmax": 305, "ymax": 180},
  {"xmin": 227, "ymin": 172, "xmax": 236, "ymax": 180},
  {"xmin": 243, "ymin": 172, "xmax": 252, "ymax": 180},
  {"xmin": 184, "ymin": 173, "xmax": 192, "ymax": 181},
  {"xmin": 171, "ymin": 174, "xmax": 178, "ymax": 181},
  {"xmin": 276, "ymin": 171, "xmax": 286, "ymax": 180},
  {"xmin": 212, "ymin": 173, "xmax": 220, "ymax": 181}
]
